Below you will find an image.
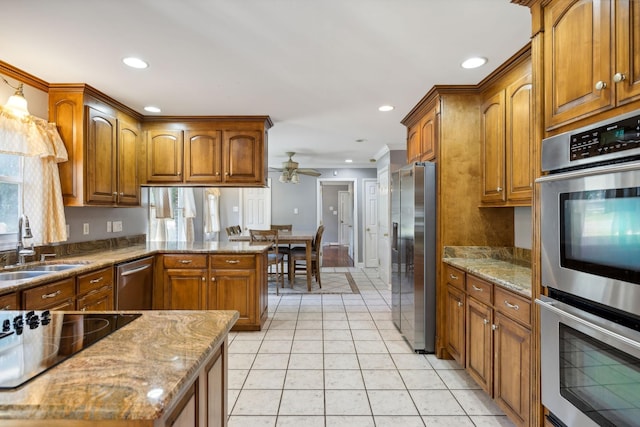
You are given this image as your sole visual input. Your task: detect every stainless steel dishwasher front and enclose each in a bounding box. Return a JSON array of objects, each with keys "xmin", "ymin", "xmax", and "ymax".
[{"xmin": 115, "ymin": 256, "xmax": 154, "ymax": 310}]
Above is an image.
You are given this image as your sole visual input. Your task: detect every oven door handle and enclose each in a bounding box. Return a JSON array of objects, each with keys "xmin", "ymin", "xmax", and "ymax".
[{"xmin": 536, "ymin": 296, "xmax": 640, "ymax": 351}]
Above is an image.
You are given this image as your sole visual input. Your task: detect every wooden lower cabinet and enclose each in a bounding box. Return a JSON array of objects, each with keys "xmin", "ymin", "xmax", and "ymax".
[
  {"xmin": 444, "ymin": 266, "xmax": 532, "ymax": 427},
  {"xmin": 164, "ymin": 268, "xmax": 207, "ymax": 310},
  {"xmin": 22, "ymin": 278, "xmax": 76, "ymax": 310},
  {"xmin": 493, "ymin": 311, "xmax": 531, "ymax": 426},
  {"xmin": 445, "ymin": 284, "xmax": 466, "ymax": 366},
  {"xmin": 466, "ymin": 297, "xmax": 492, "ymax": 394},
  {"xmin": 0, "ymin": 292, "xmax": 19, "ymax": 310},
  {"xmin": 163, "ymin": 340, "xmax": 228, "ymax": 427},
  {"xmin": 77, "ymin": 266, "xmax": 114, "ymax": 311}
]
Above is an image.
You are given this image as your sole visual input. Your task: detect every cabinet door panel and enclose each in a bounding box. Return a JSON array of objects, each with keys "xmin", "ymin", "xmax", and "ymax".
[
  {"xmin": 164, "ymin": 269, "xmax": 206, "ymax": 310},
  {"xmin": 616, "ymin": 0, "xmax": 640, "ymax": 105},
  {"xmin": 117, "ymin": 117, "xmax": 140, "ymax": 205},
  {"xmin": 544, "ymin": 0, "xmax": 613, "ymax": 128},
  {"xmin": 420, "ymin": 108, "xmax": 437, "ymax": 161},
  {"xmin": 494, "ymin": 312, "xmax": 531, "ymax": 426},
  {"xmin": 213, "ymin": 269, "xmax": 256, "ymax": 325},
  {"xmin": 466, "ymin": 297, "xmax": 492, "ymax": 394},
  {"xmin": 77, "ymin": 286, "xmax": 114, "ymax": 311},
  {"xmin": 147, "ymin": 130, "xmax": 183, "ymax": 182},
  {"xmin": 407, "ymin": 125, "xmax": 420, "ymax": 163},
  {"xmin": 506, "ymin": 73, "xmax": 533, "ymax": 202},
  {"xmin": 86, "ymin": 107, "xmax": 117, "ymax": 204},
  {"xmin": 445, "ymin": 284, "xmax": 466, "ymax": 365},
  {"xmin": 184, "ymin": 130, "xmax": 223, "ymax": 183},
  {"xmin": 223, "ymin": 131, "xmax": 263, "ymax": 184},
  {"xmin": 0, "ymin": 292, "xmax": 19, "ymax": 310},
  {"xmin": 481, "ymin": 91, "xmax": 506, "ymax": 203}
]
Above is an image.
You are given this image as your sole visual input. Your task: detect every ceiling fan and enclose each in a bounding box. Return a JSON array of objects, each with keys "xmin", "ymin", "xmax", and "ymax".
[{"xmin": 271, "ymin": 152, "xmax": 321, "ymax": 183}]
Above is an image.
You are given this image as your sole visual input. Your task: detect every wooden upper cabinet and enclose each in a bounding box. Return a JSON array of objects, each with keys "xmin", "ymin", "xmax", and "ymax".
[
  {"xmin": 184, "ymin": 130, "xmax": 223, "ymax": 183},
  {"xmin": 143, "ymin": 119, "xmax": 270, "ymax": 187},
  {"xmin": 481, "ymin": 90, "xmax": 506, "ymax": 204},
  {"xmin": 543, "ymin": 0, "xmax": 640, "ymax": 129},
  {"xmin": 406, "ymin": 125, "xmax": 420, "ymax": 163},
  {"xmin": 505, "ymin": 73, "xmax": 533, "ymax": 203},
  {"xmin": 49, "ymin": 85, "xmax": 142, "ymax": 207},
  {"xmin": 419, "ymin": 107, "xmax": 437, "ymax": 161},
  {"xmin": 615, "ymin": 0, "xmax": 640, "ymax": 105},
  {"xmin": 224, "ymin": 130, "xmax": 263, "ymax": 184},
  {"xmin": 146, "ymin": 130, "xmax": 184, "ymax": 183}
]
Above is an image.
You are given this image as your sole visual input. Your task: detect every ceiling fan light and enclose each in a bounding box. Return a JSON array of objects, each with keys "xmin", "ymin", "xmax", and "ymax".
[
  {"xmin": 290, "ymin": 171, "xmax": 300, "ymax": 184},
  {"xmin": 279, "ymin": 171, "xmax": 289, "ymax": 183}
]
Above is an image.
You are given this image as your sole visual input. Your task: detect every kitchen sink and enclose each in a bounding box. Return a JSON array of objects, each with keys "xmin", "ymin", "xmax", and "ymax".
[
  {"xmin": 0, "ymin": 271, "xmax": 52, "ymax": 281},
  {"xmin": 25, "ymin": 264, "xmax": 85, "ymax": 272}
]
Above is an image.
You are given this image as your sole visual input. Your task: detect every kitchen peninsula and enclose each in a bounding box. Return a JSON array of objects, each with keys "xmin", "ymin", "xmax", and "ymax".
[
  {"xmin": 0, "ymin": 239, "xmax": 271, "ymax": 331},
  {"xmin": 0, "ymin": 309, "xmax": 239, "ymax": 426}
]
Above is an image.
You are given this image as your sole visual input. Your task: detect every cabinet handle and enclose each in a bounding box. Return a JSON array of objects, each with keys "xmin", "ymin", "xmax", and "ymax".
[
  {"xmin": 496, "ymin": 186, "xmax": 503, "ymax": 192},
  {"xmin": 41, "ymin": 290, "xmax": 61, "ymax": 299},
  {"xmin": 449, "ymin": 274, "xmax": 458, "ymax": 280},
  {"xmin": 492, "ymin": 324, "xmax": 498, "ymax": 331},
  {"xmin": 483, "ymin": 319, "xmax": 489, "ymax": 325},
  {"xmin": 81, "ymin": 307, "xmax": 87, "ymax": 311},
  {"xmin": 2, "ymin": 305, "xmax": 11, "ymax": 310},
  {"xmin": 89, "ymin": 276, "xmax": 104, "ymax": 284},
  {"xmin": 613, "ymin": 73, "xmax": 626, "ymax": 83},
  {"xmin": 225, "ymin": 260, "xmax": 240, "ymax": 264},
  {"xmin": 457, "ymin": 301, "xmax": 463, "ymax": 307},
  {"xmin": 595, "ymin": 80, "xmax": 607, "ymax": 90},
  {"xmin": 179, "ymin": 260, "xmax": 193, "ymax": 264},
  {"xmin": 120, "ymin": 264, "xmax": 152, "ymax": 276},
  {"xmin": 504, "ymin": 300, "xmax": 519, "ymax": 311},
  {"xmin": 471, "ymin": 284, "xmax": 483, "ymax": 292}
]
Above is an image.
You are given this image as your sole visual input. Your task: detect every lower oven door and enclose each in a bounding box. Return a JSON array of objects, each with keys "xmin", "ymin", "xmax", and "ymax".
[{"xmin": 537, "ymin": 296, "xmax": 640, "ymax": 427}]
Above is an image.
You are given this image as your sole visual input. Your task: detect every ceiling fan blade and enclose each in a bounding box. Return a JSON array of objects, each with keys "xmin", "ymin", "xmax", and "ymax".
[
  {"xmin": 297, "ymin": 169, "xmax": 321, "ymax": 177},
  {"xmin": 269, "ymin": 167, "xmax": 284, "ymax": 172}
]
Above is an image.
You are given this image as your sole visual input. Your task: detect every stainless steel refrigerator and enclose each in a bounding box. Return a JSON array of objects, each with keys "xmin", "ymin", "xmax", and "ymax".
[{"xmin": 391, "ymin": 162, "xmax": 436, "ymax": 353}]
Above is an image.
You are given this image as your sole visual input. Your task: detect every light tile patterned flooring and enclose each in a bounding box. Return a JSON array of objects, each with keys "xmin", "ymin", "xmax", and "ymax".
[{"xmin": 227, "ymin": 267, "xmax": 516, "ymax": 427}]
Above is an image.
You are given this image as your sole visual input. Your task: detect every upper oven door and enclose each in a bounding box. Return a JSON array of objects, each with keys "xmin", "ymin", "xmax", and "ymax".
[{"xmin": 538, "ymin": 161, "xmax": 640, "ymax": 315}]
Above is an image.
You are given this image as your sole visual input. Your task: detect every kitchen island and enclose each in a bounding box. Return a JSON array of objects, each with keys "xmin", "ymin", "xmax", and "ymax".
[{"xmin": 0, "ymin": 309, "xmax": 238, "ymax": 426}]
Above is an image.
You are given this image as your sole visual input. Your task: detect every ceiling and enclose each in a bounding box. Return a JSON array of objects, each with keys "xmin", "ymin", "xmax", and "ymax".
[{"xmin": 1, "ymin": 0, "xmax": 531, "ymax": 169}]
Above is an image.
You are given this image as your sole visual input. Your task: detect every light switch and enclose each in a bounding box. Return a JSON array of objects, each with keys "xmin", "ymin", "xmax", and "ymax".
[
  {"xmin": 293, "ymin": 208, "xmax": 299, "ymax": 214},
  {"xmin": 83, "ymin": 223, "xmax": 90, "ymax": 235},
  {"xmin": 113, "ymin": 221, "xmax": 123, "ymax": 232}
]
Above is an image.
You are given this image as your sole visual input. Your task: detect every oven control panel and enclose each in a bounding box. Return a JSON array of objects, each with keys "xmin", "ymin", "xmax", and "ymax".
[{"xmin": 570, "ymin": 114, "xmax": 640, "ymax": 161}]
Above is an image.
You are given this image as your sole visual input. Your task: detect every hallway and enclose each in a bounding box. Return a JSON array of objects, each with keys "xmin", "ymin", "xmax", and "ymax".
[{"xmin": 227, "ymin": 267, "xmax": 515, "ymax": 426}]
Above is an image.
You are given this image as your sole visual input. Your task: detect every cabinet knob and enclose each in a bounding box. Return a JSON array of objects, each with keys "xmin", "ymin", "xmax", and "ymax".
[
  {"xmin": 491, "ymin": 324, "xmax": 498, "ymax": 331},
  {"xmin": 177, "ymin": 172, "xmax": 181, "ymax": 176},
  {"xmin": 202, "ymin": 277, "xmax": 205, "ymax": 281},
  {"xmin": 595, "ymin": 80, "xmax": 607, "ymax": 90},
  {"xmin": 225, "ymin": 172, "xmax": 230, "ymax": 176},
  {"xmin": 119, "ymin": 192, "xmax": 124, "ymax": 196},
  {"xmin": 215, "ymin": 172, "xmax": 220, "ymax": 176},
  {"xmin": 112, "ymin": 192, "xmax": 118, "ymax": 198},
  {"xmin": 211, "ymin": 277, "xmax": 216, "ymax": 282},
  {"xmin": 496, "ymin": 187, "xmax": 503, "ymax": 192},
  {"xmin": 2, "ymin": 304, "xmax": 12, "ymax": 310},
  {"xmin": 483, "ymin": 318, "xmax": 489, "ymax": 325},
  {"xmin": 613, "ymin": 72, "xmax": 626, "ymax": 83},
  {"xmin": 457, "ymin": 301, "xmax": 463, "ymax": 307}
]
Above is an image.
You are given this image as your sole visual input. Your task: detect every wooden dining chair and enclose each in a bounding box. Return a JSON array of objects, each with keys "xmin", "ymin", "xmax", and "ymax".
[
  {"xmin": 288, "ymin": 225, "xmax": 325, "ymax": 288},
  {"xmin": 225, "ymin": 225, "xmax": 242, "ymax": 237},
  {"xmin": 270, "ymin": 224, "xmax": 294, "ymax": 259},
  {"xmin": 249, "ymin": 229, "xmax": 285, "ymax": 294}
]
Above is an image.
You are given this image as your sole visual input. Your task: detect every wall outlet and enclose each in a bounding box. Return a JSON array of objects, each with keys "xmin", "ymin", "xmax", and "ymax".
[
  {"xmin": 83, "ymin": 223, "xmax": 90, "ymax": 235},
  {"xmin": 66, "ymin": 224, "xmax": 70, "ymax": 236},
  {"xmin": 113, "ymin": 221, "xmax": 123, "ymax": 232},
  {"xmin": 106, "ymin": 221, "xmax": 112, "ymax": 233}
]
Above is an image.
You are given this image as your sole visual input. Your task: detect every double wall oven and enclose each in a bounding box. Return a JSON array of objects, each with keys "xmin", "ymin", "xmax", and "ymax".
[{"xmin": 538, "ymin": 110, "xmax": 640, "ymax": 427}]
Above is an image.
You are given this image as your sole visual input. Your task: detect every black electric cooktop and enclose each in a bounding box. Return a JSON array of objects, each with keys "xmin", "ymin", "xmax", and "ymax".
[{"xmin": 0, "ymin": 311, "xmax": 140, "ymax": 389}]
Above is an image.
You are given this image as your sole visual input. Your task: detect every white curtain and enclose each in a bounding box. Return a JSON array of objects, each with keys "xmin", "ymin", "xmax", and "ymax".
[
  {"xmin": 204, "ymin": 188, "xmax": 221, "ymax": 242},
  {"xmin": 181, "ymin": 188, "xmax": 196, "ymax": 243},
  {"xmin": 0, "ymin": 106, "xmax": 68, "ymax": 244}
]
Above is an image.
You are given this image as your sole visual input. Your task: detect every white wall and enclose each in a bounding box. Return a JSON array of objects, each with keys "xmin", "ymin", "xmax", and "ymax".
[{"xmin": 514, "ymin": 207, "xmax": 532, "ymax": 249}]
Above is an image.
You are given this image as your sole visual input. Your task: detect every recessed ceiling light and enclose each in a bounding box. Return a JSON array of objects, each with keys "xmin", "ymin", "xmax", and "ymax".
[
  {"xmin": 144, "ymin": 106, "xmax": 161, "ymax": 113},
  {"xmin": 123, "ymin": 57, "xmax": 149, "ymax": 69},
  {"xmin": 461, "ymin": 57, "xmax": 487, "ymax": 69},
  {"xmin": 345, "ymin": 159, "xmax": 353, "ymax": 163},
  {"xmin": 378, "ymin": 105, "xmax": 394, "ymax": 112}
]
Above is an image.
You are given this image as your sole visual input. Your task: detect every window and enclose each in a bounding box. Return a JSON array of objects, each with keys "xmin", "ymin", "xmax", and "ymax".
[{"xmin": 0, "ymin": 153, "xmax": 22, "ymax": 238}]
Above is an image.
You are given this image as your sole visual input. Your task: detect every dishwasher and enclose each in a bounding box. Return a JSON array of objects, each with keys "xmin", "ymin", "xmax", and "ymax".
[{"xmin": 115, "ymin": 256, "xmax": 154, "ymax": 310}]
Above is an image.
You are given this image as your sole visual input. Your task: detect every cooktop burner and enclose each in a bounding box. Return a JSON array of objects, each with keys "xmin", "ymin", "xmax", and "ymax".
[{"xmin": 0, "ymin": 311, "xmax": 140, "ymax": 389}]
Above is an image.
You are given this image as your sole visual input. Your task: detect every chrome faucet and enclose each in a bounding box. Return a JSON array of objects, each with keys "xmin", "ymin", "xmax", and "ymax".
[{"xmin": 17, "ymin": 215, "xmax": 35, "ymax": 265}]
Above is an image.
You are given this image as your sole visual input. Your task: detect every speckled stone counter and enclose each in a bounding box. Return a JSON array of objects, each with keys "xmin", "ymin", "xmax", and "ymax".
[
  {"xmin": 443, "ymin": 246, "xmax": 532, "ymax": 298},
  {"xmin": 0, "ymin": 310, "xmax": 238, "ymax": 424},
  {"xmin": 0, "ymin": 241, "xmax": 271, "ymax": 295}
]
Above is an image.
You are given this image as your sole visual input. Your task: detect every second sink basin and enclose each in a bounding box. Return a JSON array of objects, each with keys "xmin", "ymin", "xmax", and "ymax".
[{"xmin": 0, "ymin": 271, "xmax": 52, "ymax": 281}]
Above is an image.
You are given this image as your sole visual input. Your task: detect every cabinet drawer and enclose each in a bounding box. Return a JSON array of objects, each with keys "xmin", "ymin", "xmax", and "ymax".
[
  {"xmin": 164, "ymin": 254, "xmax": 207, "ymax": 269},
  {"xmin": 494, "ymin": 287, "xmax": 531, "ymax": 326},
  {"xmin": 23, "ymin": 278, "xmax": 75, "ymax": 309},
  {"xmin": 444, "ymin": 265, "xmax": 465, "ymax": 290},
  {"xmin": 210, "ymin": 254, "xmax": 255, "ymax": 269},
  {"xmin": 466, "ymin": 275, "xmax": 492, "ymax": 305},
  {"xmin": 77, "ymin": 267, "xmax": 114, "ymax": 295},
  {"xmin": 0, "ymin": 292, "xmax": 19, "ymax": 310}
]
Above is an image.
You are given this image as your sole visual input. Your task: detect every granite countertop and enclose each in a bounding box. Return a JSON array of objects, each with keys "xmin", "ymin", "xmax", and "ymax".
[
  {"xmin": 443, "ymin": 246, "xmax": 532, "ymax": 298},
  {"xmin": 0, "ymin": 241, "xmax": 271, "ymax": 295},
  {"xmin": 0, "ymin": 310, "xmax": 239, "ymax": 422}
]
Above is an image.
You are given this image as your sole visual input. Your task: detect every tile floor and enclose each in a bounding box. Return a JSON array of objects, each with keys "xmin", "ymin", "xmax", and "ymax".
[{"xmin": 226, "ymin": 267, "xmax": 516, "ymax": 427}]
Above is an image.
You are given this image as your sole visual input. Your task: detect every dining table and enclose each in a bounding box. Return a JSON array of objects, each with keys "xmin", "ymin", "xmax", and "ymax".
[{"xmin": 229, "ymin": 230, "xmax": 316, "ymax": 291}]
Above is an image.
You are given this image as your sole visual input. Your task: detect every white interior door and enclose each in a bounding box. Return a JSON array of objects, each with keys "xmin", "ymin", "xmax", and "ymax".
[
  {"xmin": 338, "ymin": 190, "xmax": 354, "ymax": 258},
  {"xmin": 377, "ymin": 166, "xmax": 390, "ymax": 284},
  {"xmin": 364, "ymin": 179, "xmax": 378, "ymax": 268},
  {"xmin": 241, "ymin": 179, "xmax": 271, "ymax": 233}
]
